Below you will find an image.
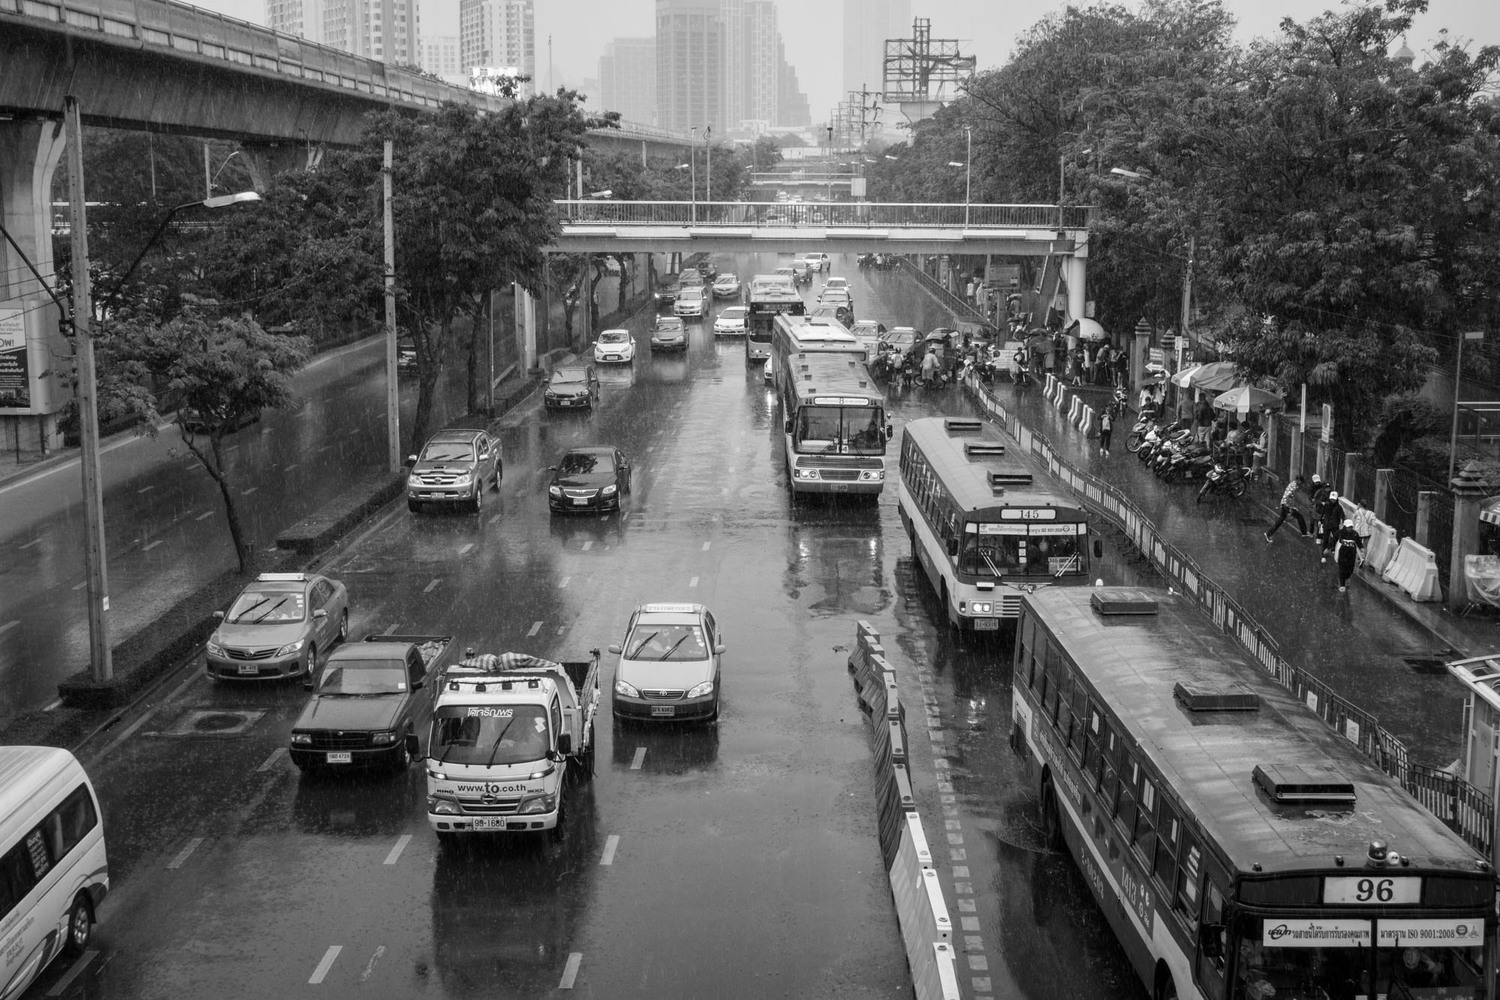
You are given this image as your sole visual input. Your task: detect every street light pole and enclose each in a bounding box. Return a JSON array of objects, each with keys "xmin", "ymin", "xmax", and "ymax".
[
  {"xmin": 705, "ymin": 124, "xmax": 712, "ymax": 209},
  {"xmin": 964, "ymin": 125, "xmax": 972, "ymax": 228},
  {"xmin": 689, "ymin": 126, "xmax": 697, "ymax": 225},
  {"xmin": 826, "ymin": 126, "xmax": 834, "ymax": 206}
]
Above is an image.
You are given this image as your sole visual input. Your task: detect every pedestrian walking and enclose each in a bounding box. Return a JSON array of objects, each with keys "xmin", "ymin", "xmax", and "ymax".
[
  {"xmin": 920, "ymin": 346, "xmax": 942, "ymax": 388},
  {"xmin": 1099, "ymin": 409, "xmax": 1113, "ymax": 457},
  {"xmin": 1114, "ymin": 347, "xmax": 1129, "ymax": 388},
  {"xmin": 1194, "ymin": 397, "xmax": 1214, "ymax": 444},
  {"xmin": 1266, "ymin": 473, "xmax": 1310, "ymax": 542},
  {"xmin": 1318, "ymin": 490, "xmax": 1344, "ymax": 562},
  {"xmin": 1334, "ymin": 519, "xmax": 1365, "ymax": 592}
]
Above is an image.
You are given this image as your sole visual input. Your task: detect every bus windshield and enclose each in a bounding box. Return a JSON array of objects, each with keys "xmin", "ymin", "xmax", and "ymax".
[
  {"xmin": 960, "ymin": 525, "xmax": 1087, "ymax": 578},
  {"xmin": 1231, "ymin": 916, "xmax": 1485, "ymax": 1000},
  {"xmin": 793, "ymin": 405, "xmax": 885, "ymax": 455}
]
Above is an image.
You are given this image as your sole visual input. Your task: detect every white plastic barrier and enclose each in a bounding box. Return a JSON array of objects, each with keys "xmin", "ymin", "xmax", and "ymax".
[
  {"xmin": 890, "ymin": 814, "xmax": 958, "ymax": 1000},
  {"xmin": 1364, "ymin": 522, "xmax": 1400, "ymax": 576},
  {"xmin": 1043, "ymin": 374, "xmax": 1058, "ymax": 401},
  {"xmin": 1067, "ymin": 395, "xmax": 1082, "ymax": 424},
  {"xmin": 1381, "ymin": 537, "xmax": 1442, "ymax": 602},
  {"xmin": 1078, "ymin": 403, "xmax": 1097, "ymax": 438}
]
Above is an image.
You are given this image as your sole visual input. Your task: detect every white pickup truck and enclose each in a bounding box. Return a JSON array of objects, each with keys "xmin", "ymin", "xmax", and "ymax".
[{"xmin": 424, "ymin": 649, "xmax": 600, "ymax": 842}]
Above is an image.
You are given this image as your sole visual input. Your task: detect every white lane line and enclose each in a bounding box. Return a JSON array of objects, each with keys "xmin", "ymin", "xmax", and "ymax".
[
  {"xmin": 196, "ymin": 510, "xmax": 215, "ymax": 521},
  {"xmin": 383, "ymin": 834, "xmax": 412, "ymax": 865},
  {"xmin": 261, "ymin": 426, "xmax": 274, "ymax": 436},
  {"xmin": 458, "ymin": 543, "xmax": 475, "ymax": 556},
  {"xmin": 308, "ymin": 945, "xmax": 342, "ymax": 984},
  {"xmin": 559, "ymin": 952, "xmax": 583, "ymax": 990},
  {"xmin": 142, "ymin": 540, "xmax": 163, "ymax": 552},
  {"xmin": 488, "ymin": 514, "xmax": 502, "ymax": 526},
  {"xmin": 382, "ymin": 623, "xmax": 400, "ymax": 634},
  {"xmin": 44, "ymin": 698, "xmax": 62, "ymax": 712},
  {"xmin": 600, "ymin": 834, "xmax": 619, "ymax": 866},
  {"xmin": 45, "ymin": 949, "xmax": 96, "ymax": 996},
  {"xmin": 702, "ymin": 541, "xmax": 711, "ymax": 551},
  {"xmin": 257, "ymin": 747, "xmax": 286, "ymax": 772},
  {"xmin": 72, "ymin": 581, "xmax": 87, "ymax": 591},
  {"xmin": 688, "ymin": 576, "xmax": 699, "ymax": 588},
  {"xmin": 137, "ymin": 485, "xmax": 155, "ymax": 494},
  {"xmin": 18, "ymin": 537, "xmax": 42, "ymax": 550},
  {"xmin": 424, "ymin": 579, "xmax": 440, "ymax": 593},
  {"xmin": 558, "ymin": 576, "xmax": 571, "ymax": 589},
  {"xmin": 581, "ymin": 540, "xmax": 593, "ymax": 551},
  {"xmin": 166, "ymin": 837, "xmax": 203, "ymax": 870},
  {"xmin": 242, "ymin": 487, "xmax": 258, "ymax": 496},
  {"xmin": 630, "ymin": 747, "xmax": 646, "ymax": 770},
  {"xmin": 528, "ymin": 621, "xmax": 543, "ymax": 637},
  {"xmin": 359, "ymin": 945, "xmax": 386, "ymax": 983},
  {"xmin": 284, "ymin": 462, "xmax": 299, "ymax": 472},
  {"xmin": 0, "ymin": 620, "xmax": 19, "ymax": 636}
]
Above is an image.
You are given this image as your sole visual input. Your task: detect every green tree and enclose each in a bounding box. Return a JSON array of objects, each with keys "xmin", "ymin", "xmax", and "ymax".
[{"xmin": 750, "ymin": 135, "xmax": 783, "ymax": 171}]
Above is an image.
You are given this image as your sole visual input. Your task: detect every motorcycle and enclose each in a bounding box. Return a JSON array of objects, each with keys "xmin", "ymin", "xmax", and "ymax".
[
  {"xmin": 1196, "ymin": 463, "xmax": 1251, "ymax": 502},
  {"xmin": 1138, "ymin": 423, "xmax": 1190, "ymax": 467},
  {"xmin": 1161, "ymin": 443, "xmax": 1214, "ymax": 483},
  {"xmin": 1125, "ymin": 409, "xmax": 1161, "ymax": 452}
]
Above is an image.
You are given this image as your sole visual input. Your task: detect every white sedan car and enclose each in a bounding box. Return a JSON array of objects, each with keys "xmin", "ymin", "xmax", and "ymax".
[
  {"xmin": 610, "ymin": 602, "xmax": 724, "ymax": 723},
  {"xmin": 593, "ymin": 328, "xmax": 636, "ymax": 364},
  {"xmin": 714, "ymin": 306, "xmax": 748, "ymax": 336},
  {"xmin": 712, "ymin": 273, "xmax": 742, "ymax": 298}
]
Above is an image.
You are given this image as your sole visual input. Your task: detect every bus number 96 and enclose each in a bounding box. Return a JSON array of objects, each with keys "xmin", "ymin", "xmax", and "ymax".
[{"xmin": 1323, "ymin": 875, "xmax": 1418, "ymax": 905}]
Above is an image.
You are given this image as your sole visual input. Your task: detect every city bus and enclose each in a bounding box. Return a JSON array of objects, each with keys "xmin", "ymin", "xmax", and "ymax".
[
  {"xmin": 777, "ymin": 354, "xmax": 891, "ymax": 497},
  {"xmin": 897, "ymin": 416, "xmax": 1099, "ymax": 630},
  {"xmin": 769, "ymin": 312, "xmax": 868, "ymax": 393},
  {"xmin": 1012, "ymin": 586, "xmax": 1498, "ymax": 1000},
  {"xmin": 746, "ymin": 273, "xmax": 805, "ymax": 367}
]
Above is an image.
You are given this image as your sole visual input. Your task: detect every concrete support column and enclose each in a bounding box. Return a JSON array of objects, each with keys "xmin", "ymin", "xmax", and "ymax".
[
  {"xmin": 1267, "ymin": 413, "xmax": 1281, "ymax": 478},
  {"xmin": 1130, "ymin": 318, "xmax": 1151, "ymax": 396},
  {"xmin": 1342, "ymin": 452, "xmax": 1358, "ymax": 501},
  {"xmin": 239, "ymin": 143, "xmax": 324, "ymax": 192},
  {"xmin": 1315, "ymin": 437, "xmax": 1330, "ymax": 483},
  {"xmin": 0, "ymin": 117, "xmax": 66, "ymax": 301},
  {"xmin": 1416, "ymin": 491, "xmax": 1435, "ymax": 548},
  {"xmin": 1450, "ymin": 461, "xmax": 1491, "ymax": 610},
  {"xmin": 515, "ymin": 281, "xmax": 537, "ymax": 374},
  {"xmin": 1064, "ymin": 255, "xmax": 1087, "ymax": 327},
  {"xmin": 1290, "ymin": 426, "xmax": 1304, "ymax": 482},
  {"xmin": 1374, "ymin": 469, "xmax": 1394, "ymax": 525}
]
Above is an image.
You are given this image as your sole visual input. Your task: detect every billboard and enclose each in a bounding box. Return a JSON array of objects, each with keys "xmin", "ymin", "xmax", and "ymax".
[{"xmin": 0, "ymin": 299, "xmax": 70, "ymax": 416}]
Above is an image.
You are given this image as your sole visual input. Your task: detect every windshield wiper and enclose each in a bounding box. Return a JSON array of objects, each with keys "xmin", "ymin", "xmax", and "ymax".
[
  {"xmin": 658, "ymin": 635, "xmax": 690, "ymax": 661},
  {"xmin": 228, "ymin": 596, "xmax": 270, "ymax": 623},
  {"xmin": 436, "ymin": 726, "xmax": 460, "ymax": 766},
  {"xmin": 1052, "ymin": 552, "xmax": 1081, "ymax": 578},
  {"xmin": 626, "ymin": 631, "xmax": 659, "ymax": 658},
  {"xmin": 980, "ymin": 550, "xmax": 1004, "ymax": 577},
  {"xmin": 484, "ymin": 719, "xmax": 517, "ymax": 768},
  {"xmin": 248, "ymin": 597, "xmax": 291, "ymax": 623}
]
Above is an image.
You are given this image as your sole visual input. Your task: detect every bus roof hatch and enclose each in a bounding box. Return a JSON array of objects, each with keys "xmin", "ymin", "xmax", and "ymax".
[
  {"xmin": 1252, "ymin": 764, "xmax": 1357, "ymax": 805},
  {"xmin": 1173, "ymin": 681, "xmax": 1261, "ymax": 713}
]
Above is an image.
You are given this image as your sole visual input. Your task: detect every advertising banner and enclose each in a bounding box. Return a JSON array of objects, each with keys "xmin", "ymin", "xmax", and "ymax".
[
  {"xmin": 0, "ymin": 307, "xmax": 29, "ymax": 409},
  {"xmin": 1261, "ymin": 919, "xmax": 1371, "ymax": 948}
]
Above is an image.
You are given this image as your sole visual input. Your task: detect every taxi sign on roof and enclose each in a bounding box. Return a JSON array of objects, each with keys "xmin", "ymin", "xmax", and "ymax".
[
  {"xmin": 257, "ymin": 572, "xmax": 307, "ymax": 582},
  {"xmin": 641, "ymin": 603, "xmax": 698, "ymax": 614}
]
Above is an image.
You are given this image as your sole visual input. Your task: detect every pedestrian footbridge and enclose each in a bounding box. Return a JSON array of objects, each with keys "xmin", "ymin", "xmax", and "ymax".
[{"xmin": 548, "ymin": 200, "xmax": 1092, "ymax": 258}]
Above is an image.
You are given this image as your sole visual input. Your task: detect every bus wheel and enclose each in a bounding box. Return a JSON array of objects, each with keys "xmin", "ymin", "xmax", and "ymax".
[
  {"xmin": 1040, "ymin": 781, "xmax": 1063, "ymax": 851},
  {"xmin": 64, "ymin": 893, "xmax": 92, "ymax": 954},
  {"xmin": 1155, "ymin": 970, "xmax": 1179, "ymax": 1000}
]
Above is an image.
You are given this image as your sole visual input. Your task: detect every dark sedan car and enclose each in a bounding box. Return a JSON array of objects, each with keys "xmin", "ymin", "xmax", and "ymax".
[
  {"xmin": 544, "ymin": 364, "xmax": 600, "ymax": 410},
  {"xmin": 651, "ymin": 316, "xmax": 688, "ymax": 351},
  {"xmin": 548, "ymin": 446, "xmax": 631, "ymax": 513}
]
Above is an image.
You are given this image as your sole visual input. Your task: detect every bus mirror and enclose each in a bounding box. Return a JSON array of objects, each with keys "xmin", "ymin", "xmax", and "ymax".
[
  {"xmin": 784, "ymin": 419, "xmax": 794, "ymax": 435},
  {"xmin": 946, "ymin": 538, "xmax": 959, "ymax": 557},
  {"xmin": 1198, "ymin": 923, "xmax": 1226, "ymax": 960},
  {"xmin": 885, "ymin": 425, "xmax": 894, "ymax": 441},
  {"xmin": 1093, "ymin": 539, "xmax": 1103, "ymax": 559}
]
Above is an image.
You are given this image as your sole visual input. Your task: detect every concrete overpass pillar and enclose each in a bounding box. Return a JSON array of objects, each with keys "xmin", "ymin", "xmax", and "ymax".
[
  {"xmin": 0, "ymin": 117, "xmax": 70, "ymax": 452},
  {"xmin": 1064, "ymin": 255, "xmax": 1087, "ymax": 326},
  {"xmin": 240, "ymin": 142, "xmax": 324, "ymax": 191},
  {"xmin": 514, "ymin": 281, "xmax": 537, "ymax": 373}
]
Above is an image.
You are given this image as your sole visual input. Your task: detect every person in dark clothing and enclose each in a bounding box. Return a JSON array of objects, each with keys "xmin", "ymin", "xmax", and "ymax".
[
  {"xmin": 1266, "ymin": 473, "xmax": 1310, "ymax": 542},
  {"xmin": 1318, "ymin": 490, "xmax": 1344, "ymax": 562},
  {"xmin": 1099, "ymin": 409, "xmax": 1113, "ymax": 457},
  {"xmin": 1334, "ymin": 518, "xmax": 1365, "ymax": 592}
]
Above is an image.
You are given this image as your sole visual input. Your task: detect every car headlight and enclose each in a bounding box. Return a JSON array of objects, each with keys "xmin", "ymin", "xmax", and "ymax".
[
  {"xmin": 687, "ymin": 681, "xmax": 715, "ymax": 698},
  {"xmin": 517, "ymin": 792, "xmax": 557, "ymax": 815},
  {"xmin": 601, "ymin": 485, "xmax": 617, "ymax": 496},
  {"xmin": 549, "ymin": 485, "xmax": 562, "ymax": 497},
  {"xmin": 371, "ymin": 731, "xmax": 397, "ymax": 745},
  {"xmin": 407, "ymin": 475, "xmax": 425, "ymax": 487},
  {"xmin": 971, "ymin": 602, "xmax": 993, "ymax": 615},
  {"xmin": 429, "ymin": 796, "xmax": 461, "ymax": 815},
  {"xmin": 451, "ymin": 474, "xmax": 472, "ymax": 487},
  {"xmin": 277, "ymin": 638, "xmax": 305, "ymax": 656},
  {"xmin": 291, "ymin": 732, "xmax": 312, "ymax": 745},
  {"xmin": 206, "ymin": 640, "xmax": 225, "ymax": 657},
  {"xmin": 615, "ymin": 679, "xmax": 641, "ymax": 698}
]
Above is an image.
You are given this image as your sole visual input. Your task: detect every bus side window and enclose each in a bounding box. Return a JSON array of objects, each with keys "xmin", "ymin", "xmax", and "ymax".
[
  {"xmin": 1154, "ymin": 804, "xmax": 1181, "ymax": 898},
  {"xmin": 1196, "ymin": 879, "xmax": 1229, "ymax": 999},
  {"xmin": 57, "ymin": 786, "xmax": 98, "ymax": 856},
  {"xmin": 1051, "ymin": 670, "xmax": 1071, "ymax": 727},
  {"xmin": 1067, "ymin": 685, "xmax": 1089, "ymax": 758},
  {"xmin": 1133, "ymin": 779, "xmax": 1158, "ymax": 862},
  {"xmin": 1018, "ymin": 616, "xmax": 1035, "ymax": 685}
]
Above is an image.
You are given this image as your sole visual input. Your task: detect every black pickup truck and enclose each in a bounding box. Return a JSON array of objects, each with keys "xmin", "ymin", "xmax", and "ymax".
[{"xmin": 289, "ymin": 634, "xmax": 453, "ymax": 773}]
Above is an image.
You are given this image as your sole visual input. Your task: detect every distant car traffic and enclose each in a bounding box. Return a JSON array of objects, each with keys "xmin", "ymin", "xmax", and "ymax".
[
  {"xmin": 775, "ymin": 265, "xmax": 808, "ymax": 288},
  {"xmin": 802, "ymin": 252, "xmax": 831, "ymax": 272},
  {"xmin": 206, "ymin": 572, "xmax": 349, "ymax": 681},
  {"xmin": 651, "ymin": 316, "xmax": 687, "ymax": 351},
  {"xmin": 610, "ymin": 602, "xmax": 724, "ymax": 722},
  {"xmin": 594, "ymin": 328, "xmax": 635, "ymax": 364},
  {"xmin": 850, "ymin": 319, "xmax": 886, "ymax": 355},
  {"xmin": 397, "ymin": 340, "xmax": 418, "ymax": 373},
  {"xmin": 548, "ymin": 446, "xmax": 631, "ymax": 513},
  {"xmin": 678, "ymin": 268, "xmax": 709, "ymax": 290},
  {"xmin": 881, "ymin": 326, "xmax": 919, "ymax": 360},
  {"xmin": 714, "ymin": 305, "xmax": 748, "ymax": 337},
  {"xmin": 712, "ymin": 273, "xmax": 741, "ymax": 298},
  {"xmin": 289, "ymin": 637, "xmax": 440, "ymax": 772},
  {"xmin": 407, "ymin": 428, "xmax": 502, "ymax": 513},
  {"xmin": 654, "ymin": 272, "xmax": 682, "ymax": 306},
  {"xmin": 682, "ymin": 253, "xmax": 718, "ymax": 281},
  {"xmin": 824, "ymin": 276, "xmax": 850, "ymax": 294},
  {"xmin": 545, "ymin": 364, "xmax": 601, "ymax": 411},
  {"xmin": 674, "ymin": 286, "xmax": 708, "ymax": 318}
]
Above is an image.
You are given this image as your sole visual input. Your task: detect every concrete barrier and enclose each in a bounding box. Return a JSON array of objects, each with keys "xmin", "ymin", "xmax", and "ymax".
[
  {"xmin": 891, "ymin": 815, "xmax": 958, "ymax": 1000},
  {"xmin": 1078, "ymin": 403, "xmax": 1097, "ymax": 439},
  {"xmin": 1043, "ymin": 374, "xmax": 1057, "ymax": 401},
  {"xmin": 1067, "ymin": 395, "xmax": 1082, "ymax": 424},
  {"xmin": 1365, "ymin": 522, "xmax": 1400, "ymax": 576},
  {"xmin": 1382, "ymin": 537, "xmax": 1442, "ymax": 602}
]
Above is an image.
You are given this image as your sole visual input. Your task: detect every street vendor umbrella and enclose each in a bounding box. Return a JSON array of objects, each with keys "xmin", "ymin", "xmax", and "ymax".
[
  {"xmin": 1070, "ymin": 318, "xmax": 1107, "ymax": 341},
  {"xmin": 1026, "ymin": 333, "xmax": 1055, "ymax": 354},
  {"xmin": 1211, "ymin": 385, "xmax": 1284, "ymax": 415},
  {"xmin": 1174, "ymin": 360, "xmax": 1241, "ymax": 393}
]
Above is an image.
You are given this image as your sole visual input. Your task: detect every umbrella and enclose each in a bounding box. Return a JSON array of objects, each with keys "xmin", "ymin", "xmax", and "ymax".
[
  {"xmin": 1070, "ymin": 318, "xmax": 1107, "ymax": 341},
  {"xmin": 1173, "ymin": 360, "xmax": 1241, "ymax": 393},
  {"xmin": 1211, "ymin": 385, "xmax": 1284, "ymax": 415},
  {"xmin": 1026, "ymin": 333, "xmax": 1056, "ymax": 355}
]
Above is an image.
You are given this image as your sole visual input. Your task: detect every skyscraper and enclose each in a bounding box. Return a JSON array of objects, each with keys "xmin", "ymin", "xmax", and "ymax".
[
  {"xmin": 266, "ymin": 0, "xmax": 324, "ymax": 44},
  {"xmin": 600, "ymin": 38, "xmax": 657, "ymax": 127},
  {"xmin": 744, "ymin": 1, "xmax": 779, "ymax": 124},
  {"xmin": 842, "ymin": 0, "xmax": 910, "ymax": 98},
  {"xmin": 655, "ymin": 0, "xmax": 723, "ymax": 136},
  {"xmin": 460, "ymin": 0, "xmax": 536, "ymax": 97},
  {"xmin": 421, "ymin": 34, "xmax": 465, "ymax": 85},
  {"xmin": 322, "ymin": 0, "xmax": 419, "ymax": 65}
]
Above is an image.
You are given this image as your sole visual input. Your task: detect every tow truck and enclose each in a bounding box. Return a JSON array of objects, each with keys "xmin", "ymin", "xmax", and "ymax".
[{"xmin": 424, "ymin": 649, "xmax": 600, "ymax": 842}]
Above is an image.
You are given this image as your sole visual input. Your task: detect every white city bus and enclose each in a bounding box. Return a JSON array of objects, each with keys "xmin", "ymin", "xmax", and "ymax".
[
  {"xmin": 769, "ymin": 312, "xmax": 868, "ymax": 395},
  {"xmin": 745, "ymin": 274, "xmax": 804, "ymax": 367},
  {"xmin": 777, "ymin": 354, "xmax": 891, "ymax": 497}
]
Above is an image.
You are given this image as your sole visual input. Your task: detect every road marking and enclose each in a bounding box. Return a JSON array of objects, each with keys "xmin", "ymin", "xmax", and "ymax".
[
  {"xmin": 558, "ymin": 576, "xmax": 571, "ymax": 589},
  {"xmin": 688, "ymin": 576, "xmax": 699, "ymax": 588},
  {"xmin": 488, "ymin": 514, "xmax": 502, "ymax": 526},
  {"xmin": 600, "ymin": 834, "xmax": 619, "ymax": 866},
  {"xmin": 72, "ymin": 581, "xmax": 87, "ymax": 591},
  {"xmin": 45, "ymin": 949, "xmax": 96, "ymax": 996},
  {"xmin": 137, "ymin": 485, "xmax": 155, "ymax": 494},
  {"xmin": 0, "ymin": 620, "xmax": 19, "ymax": 636},
  {"xmin": 702, "ymin": 541, "xmax": 711, "ymax": 551},
  {"xmin": 167, "ymin": 837, "xmax": 203, "ymax": 870},
  {"xmin": 559, "ymin": 952, "xmax": 583, "ymax": 989},
  {"xmin": 308, "ymin": 945, "xmax": 342, "ymax": 984},
  {"xmin": 18, "ymin": 537, "xmax": 42, "ymax": 550},
  {"xmin": 242, "ymin": 487, "xmax": 258, "ymax": 496},
  {"xmin": 44, "ymin": 698, "xmax": 61, "ymax": 712},
  {"xmin": 261, "ymin": 426, "xmax": 274, "ymax": 436},
  {"xmin": 359, "ymin": 945, "xmax": 386, "ymax": 983},
  {"xmin": 424, "ymin": 579, "xmax": 440, "ymax": 593},
  {"xmin": 630, "ymin": 747, "xmax": 646, "ymax": 770},
  {"xmin": 458, "ymin": 543, "xmax": 474, "ymax": 556},
  {"xmin": 383, "ymin": 834, "xmax": 412, "ymax": 865},
  {"xmin": 196, "ymin": 510, "xmax": 215, "ymax": 521},
  {"xmin": 284, "ymin": 463, "xmax": 299, "ymax": 472},
  {"xmin": 257, "ymin": 747, "xmax": 286, "ymax": 772},
  {"xmin": 382, "ymin": 623, "xmax": 400, "ymax": 634},
  {"xmin": 581, "ymin": 540, "xmax": 593, "ymax": 551},
  {"xmin": 528, "ymin": 621, "xmax": 542, "ymax": 637},
  {"xmin": 142, "ymin": 540, "xmax": 162, "ymax": 552}
]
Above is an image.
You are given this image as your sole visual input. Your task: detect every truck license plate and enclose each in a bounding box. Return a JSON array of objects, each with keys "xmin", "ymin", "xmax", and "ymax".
[
  {"xmin": 471, "ymin": 818, "xmax": 507, "ymax": 831},
  {"xmin": 573, "ymin": 498, "xmax": 588, "ymax": 506},
  {"xmin": 651, "ymin": 705, "xmax": 676, "ymax": 717},
  {"xmin": 237, "ymin": 664, "xmax": 259, "ymax": 675},
  {"xmin": 974, "ymin": 618, "xmax": 999, "ymax": 631},
  {"xmin": 830, "ymin": 484, "xmax": 849, "ymax": 492},
  {"xmin": 326, "ymin": 751, "xmax": 352, "ymax": 764}
]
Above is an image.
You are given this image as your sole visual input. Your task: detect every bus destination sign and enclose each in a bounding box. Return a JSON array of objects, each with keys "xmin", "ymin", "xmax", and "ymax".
[
  {"xmin": 1322, "ymin": 876, "xmax": 1421, "ymax": 905},
  {"xmin": 999, "ymin": 508, "xmax": 1057, "ymax": 521}
]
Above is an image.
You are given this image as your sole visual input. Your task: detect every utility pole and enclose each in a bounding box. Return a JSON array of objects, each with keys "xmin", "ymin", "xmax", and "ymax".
[
  {"xmin": 383, "ymin": 139, "xmax": 400, "ymax": 472},
  {"xmin": 65, "ymin": 96, "xmax": 112, "ymax": 682},
  {"xmin": 1180, "ymin": 236, "xmax": 1195, "ymax": 355},
  {"xmin": 203, "ymin": 141, "xmax": 211, "ymax": 200}
]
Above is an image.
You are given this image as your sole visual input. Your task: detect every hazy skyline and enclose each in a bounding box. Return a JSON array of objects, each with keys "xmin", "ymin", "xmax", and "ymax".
[{"xmin": 198, "ymin": 0, "xmax": 1498, "ymax": 125}]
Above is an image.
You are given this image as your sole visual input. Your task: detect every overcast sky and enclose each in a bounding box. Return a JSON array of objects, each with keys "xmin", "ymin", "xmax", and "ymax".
[{"xmin": 198, "ymin": 0, "xmax": 1498, "ymax": 123}]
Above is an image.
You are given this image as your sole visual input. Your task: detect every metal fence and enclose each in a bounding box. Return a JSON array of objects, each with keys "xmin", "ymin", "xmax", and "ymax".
[
  {"xmin": 556, "ymin": 199, "xmax": 1093, "ymax": 230},
  {"xmin": 967, "ymin": 378, "xmax": 1494, "ymax": 857}
]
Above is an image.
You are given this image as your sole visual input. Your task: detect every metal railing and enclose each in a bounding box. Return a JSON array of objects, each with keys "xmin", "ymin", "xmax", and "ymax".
[{"xmin": 557, "ymin": 200, "xmax": 1092, "ymax": 230}]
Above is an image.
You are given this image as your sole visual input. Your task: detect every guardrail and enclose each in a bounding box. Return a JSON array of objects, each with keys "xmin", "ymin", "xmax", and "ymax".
[
  {"xmin": 965, "ymin": 375, "xmax": 1496, "ymax": 859},
  {"xmin": 557, "ymin": 200, "xmax": 1092, "ymax": 230}
]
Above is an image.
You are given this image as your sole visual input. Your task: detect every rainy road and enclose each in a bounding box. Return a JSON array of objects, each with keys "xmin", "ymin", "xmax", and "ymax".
[{"xmin": 26, "ymin": 253, "xmax": 1158, "ymax": 1000}]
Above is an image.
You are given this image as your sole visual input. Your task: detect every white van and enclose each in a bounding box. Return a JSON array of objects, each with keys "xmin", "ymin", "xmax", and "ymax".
[{"xmin": 0, "ymin": 747, "xmax": 108, "ymax": 999}]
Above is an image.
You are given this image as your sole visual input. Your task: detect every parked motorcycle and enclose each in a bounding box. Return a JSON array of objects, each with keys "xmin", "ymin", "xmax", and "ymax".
[
  {"xmin": 1196, "ymin": 463, "xmax": 1251, "ymax": 502},
  {"xmin": 1125, "ymin": 409, "xmax": 1161, "ymax": 452},
  {"xmin": 1161, "ymin": 444, "xmax": 1214, "ymax": 483}
]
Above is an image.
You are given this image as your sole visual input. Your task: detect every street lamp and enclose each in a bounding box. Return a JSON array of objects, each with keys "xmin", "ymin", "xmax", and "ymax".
[
  {"xmin": 826, "ymin": 126, "xmax": 834, "ymax": 206},
  {"xmin": 688, "ymin": 127, "xmax": 697, "ymax": 224},
  {"xmin": 963, "ymin": 125, "xmax": 972, "ymax": 227},
  {"xmin": 208, "ymin": 150, "xmax": 243, "ymax": 195}
]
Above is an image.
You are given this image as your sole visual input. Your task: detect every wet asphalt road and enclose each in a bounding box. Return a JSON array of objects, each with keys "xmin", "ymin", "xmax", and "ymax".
[{"xmin": 24, "ymin": 254, "xmax": 1165, "ymax": 1000}]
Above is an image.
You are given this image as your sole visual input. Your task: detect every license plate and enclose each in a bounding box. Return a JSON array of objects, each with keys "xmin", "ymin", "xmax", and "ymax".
[
  {"xmin": 605, "ymin": 355, "xmax": 619, "ymax": 361},
  {"xmin": 651, "ymin": 705, "xmax": 676, "ymax": 717},
  {"xmin": 830, "ymin": 484, "xmax": 849, "ymax": 492},
  {"xmin": 471, "ymin": 817, "xmax": 508, "ymax": 831},
  {"xmin": 573, "ymin": 498, "xmax": 589, "ymax": 505},
  {"xmin": 237, "ymin": 664, "xmax": 259, "ymax": 675},
  {"xmin": 326, "ymin": 751, "xmax": 352, "ymax": 764},
  {"xmin": 974, "ymin": 618, "xmax": 999, "ymax": 631}
]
